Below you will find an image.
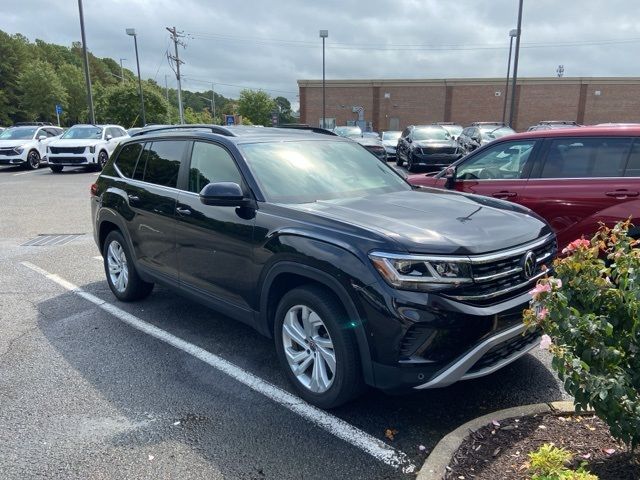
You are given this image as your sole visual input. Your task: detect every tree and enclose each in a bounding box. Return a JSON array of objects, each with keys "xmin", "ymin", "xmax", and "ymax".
[
  {"xmin": 57, "ymin": 64, "xmax": 87, "ymax": 124},
  {"xmin": 18, "ymin": 60, "xmax": 67, "ymax": 122},
  {"xmin": 99, "ymin": 83, "xmax": 169, "ymax": 128},
  {"xmin": 237, "ymin": 89, "xmax": 275, "ymax": 126},
  {"xmin": 274, "ymin": 96, "xmax": 295, "ymax": 124}
]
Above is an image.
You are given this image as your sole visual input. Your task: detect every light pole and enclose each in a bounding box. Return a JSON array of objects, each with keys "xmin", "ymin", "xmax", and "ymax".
[
  {"xmin": 319, "ymin": 29, "xmax": 328, "ymax": 129},
  {"xmin": 197, "ymin": 94, "xmax": 215, "ymax": 122},
  {"xmin": 501, "ymin": 29, "xmax": 518, "ymax": 125},
  {"xmin": 119, "ymin": 58, "xmax": 126, "ymax": 85},
  {"xmin": 508, "ymin": 0, "xmax": 524, "ymax": 129},
  {"xmin": 126, "ymin": 28, "xmax": 146, "ymax": 126},
  {"xmin": 77, "ymin": 0, "xmax": 95, "ymax": 124}
]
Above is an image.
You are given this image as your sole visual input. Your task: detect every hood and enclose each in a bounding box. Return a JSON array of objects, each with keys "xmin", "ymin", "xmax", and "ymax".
[
  {"xmin": 285, "ymin": 189, "xmax": 550, "ymax": 255},
  {"xmin": 0, "ymin": 140, "xmax": 33, "ymax": 148},
  {"xmin": 49, "ymin": 138, "xmax": 103, "ymax": 147}
]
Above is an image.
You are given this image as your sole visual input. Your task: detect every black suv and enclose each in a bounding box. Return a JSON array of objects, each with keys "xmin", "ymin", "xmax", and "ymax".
[
  {"xmin": 396, "ymin": 125, "xmax": 462, "ymax": 172},
  {"xmin": 91, "ymin": 125, "xmax": 555, "ymax": 408}
]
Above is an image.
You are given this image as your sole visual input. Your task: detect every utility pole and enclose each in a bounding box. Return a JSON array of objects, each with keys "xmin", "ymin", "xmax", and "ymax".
[
  {"xmin": 119, "ymin": 58, "xmax": 126, "ymax": 85},
  {"xmin": 211, "ymin": 83, "xmax": 216, "ymax": 123},
  {"xmin": 166, "ymin": 26, "xmax": 185, "ymax": 124},
  {"xmin": 77, "ymin": 0, "xmax": 95, "ymax": 124},
  {"xmin": 164, "ymin": 74, "xmax": 169, "ymax": 102},
  {"xmin": 508, "ymin": 0, "xmax": 524, "ymax": 129}
]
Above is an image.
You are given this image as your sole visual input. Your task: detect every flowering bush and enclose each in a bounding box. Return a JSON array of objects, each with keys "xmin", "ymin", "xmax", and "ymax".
[{"xmin": 524, "ymin": 221, "xmax": 640, "ymax": 451}]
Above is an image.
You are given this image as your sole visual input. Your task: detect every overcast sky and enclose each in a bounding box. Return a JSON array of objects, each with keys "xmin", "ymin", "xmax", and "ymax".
[{"xmin": 3, "ymin": 0, "xmax": 640, "ymax": 109}]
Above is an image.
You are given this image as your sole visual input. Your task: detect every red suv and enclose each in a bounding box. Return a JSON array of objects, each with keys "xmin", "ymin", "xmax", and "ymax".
[{"xmin": 408, "ymin": 126, "xmax": 640, "ymax": 248}]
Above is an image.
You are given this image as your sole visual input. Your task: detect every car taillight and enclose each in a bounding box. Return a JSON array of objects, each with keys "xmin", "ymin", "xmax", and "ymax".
[{"xmin": 90, "ymin": 183, "xmax": 99, "ymax": 197}]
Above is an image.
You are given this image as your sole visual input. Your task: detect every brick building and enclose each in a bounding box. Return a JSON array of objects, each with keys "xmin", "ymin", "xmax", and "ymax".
[{"xmin": 297, "ymin": 77, "xmax": 640, "ymax": 132}]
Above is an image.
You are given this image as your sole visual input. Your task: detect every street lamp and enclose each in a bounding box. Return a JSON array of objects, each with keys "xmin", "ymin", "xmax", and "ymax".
[
  {"xmin": 508, "ymin": 0, "xmax": 524, "ymax": 129},
  {"xmin": 119, "ymin": 58, "xmax": 126, "ymax": 85},
  {"xmin": 319, "ymin": 29, "xmax": 328, "ymax": 129},
  {"xmin": 501, "ymin": 29, "xmax": 518, "ymax": 125},
  {"xmin": 126, "ymin": 28, "xmax": 146, "ymax": 126}
]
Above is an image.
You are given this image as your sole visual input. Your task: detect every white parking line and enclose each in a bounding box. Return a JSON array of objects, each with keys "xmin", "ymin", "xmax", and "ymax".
[
  {"xmin": 13, "ymin": 170, "xmax": 42, "ymax": 176},
  {"xmin": 20, "ymin": 261, "xmax": 415, "ymax": 473}
]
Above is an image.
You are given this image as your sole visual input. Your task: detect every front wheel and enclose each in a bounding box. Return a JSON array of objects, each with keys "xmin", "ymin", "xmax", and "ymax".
[
  {"xmin": 97, "ymin": 150, "xmax": 109, "ymax": 170},
  {"xmin": 395, "ymin": 154, "xmax": 404, "ymax": 167},
  {"xmin": 406, "ymin": 154, "xmax": 416, "ymax": 172},
  {"xmin": 103, "ymin": 230, "xmax": 154, "ymax": 301},
  {"xmin": 49, "ymin": 165, "xmax": 63, "ymax": 173},
  {"xmin": 274, "ymin": 286, "xmax": 364, "ymax": 409},
  {"xmin": 26, "ymin": 150, "xmax": 40, "ymax": 170}
]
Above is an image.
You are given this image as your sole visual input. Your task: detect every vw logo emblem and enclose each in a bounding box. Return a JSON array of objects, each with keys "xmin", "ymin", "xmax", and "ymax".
[{"xmin": 522, "ymin": 251, "xmax": 537, "ymax": 279}]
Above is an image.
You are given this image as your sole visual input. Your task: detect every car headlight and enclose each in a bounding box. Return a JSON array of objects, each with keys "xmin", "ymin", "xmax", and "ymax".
[
  {"xmin": 13, "ymin": 145, "xmax": 25, "ymax": 154},
  {"xmin": 89, "ymin": 145, "xmax": 96, "ymax": 153},
  {"xmin": 47, "ymin": 146, "xmax": 51, "ymax": 154},
  {"xmin": 369, "ymin": 252, "xmax": 472, "ymax": 291}
]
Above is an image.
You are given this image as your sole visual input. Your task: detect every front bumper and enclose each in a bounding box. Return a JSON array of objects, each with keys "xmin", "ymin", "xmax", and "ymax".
[
  {"xmin": 49, "ymin": 153, "xmax": 98, "ymax": 166},
  {"xmin": 410, "ymin": 151, "xmax": 461, "ymax": 168},
  {"xmin": 0, "ymin": 151, "xmax": 27, "ymax": 165}
]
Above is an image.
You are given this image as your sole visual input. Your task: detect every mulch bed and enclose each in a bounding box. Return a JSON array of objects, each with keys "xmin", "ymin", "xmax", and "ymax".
[{"xmin": 444, "ymin": 412, "xmax": 639, "ymax": 479}]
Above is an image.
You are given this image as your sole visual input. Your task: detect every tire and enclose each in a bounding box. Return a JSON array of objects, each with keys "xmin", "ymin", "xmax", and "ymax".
[
  {"xmin": 395, "ymin": 155, "xmax": 404, "ymax": 167},
  {"xmin": 97, "ymin": 150, "xmax": 109, "ymax": 170},
  {"xmin": 103, "ymin": 230, "xmax": 154, "ymax": 301},
  {"xmin": 49, "ymin": 165, "xmax": 63, "ymax": 173},
  {"xmin": 274, "ymin": 285, "xmax": 364, "ymax": 409},
  {"xmin": 26, "ymin": 150, "xmax": 40, "ymax": 170},
  {"xmin": 407, "ymin": 154, "xmax": 416, "ymax": 173}
]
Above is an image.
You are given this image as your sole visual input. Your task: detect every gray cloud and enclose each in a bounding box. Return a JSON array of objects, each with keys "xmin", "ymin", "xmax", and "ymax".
[{"xmin": 3, "ymin": 0, "xmax": 640, "ymax": 109}]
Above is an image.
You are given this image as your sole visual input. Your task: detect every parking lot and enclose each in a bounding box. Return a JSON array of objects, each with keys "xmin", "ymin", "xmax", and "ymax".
[{"xmin": 0, "ymin": 164, "xmax": 570, "ymax": 479}]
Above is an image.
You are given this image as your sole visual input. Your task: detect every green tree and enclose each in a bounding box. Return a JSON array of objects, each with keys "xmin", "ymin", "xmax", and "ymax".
[
  {"xmin": 274, "ymin": 96, "xmax": 295, "ymax": 124},
  {"xmin": 237, "ymin": 89, "xmax": 275, "ymax": 126},
  {"xmin": 18, "ymin": 60, "xmax": 67, "ymax": 122},
  {"xmin": 57, "ymin": 64, "xmax": 87, "ymax": 124},
  {"xmin": 0, "ymin": 31, "xmax": 30, "ymax": 123},
  {"xmin": 100, "ymin": 83, "xmax": 169, "ymax": 128}
]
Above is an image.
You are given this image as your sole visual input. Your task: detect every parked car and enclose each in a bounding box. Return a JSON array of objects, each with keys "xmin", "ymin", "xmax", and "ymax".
[
  {"xmin": 396, "ymin": 125, "xmax": 462, "ymax": 172},
  {"xmin": 408, "ymin": 126, "xmax": 640, "ymax": 248},
  {"xmin": 333, "ymin": 125, "xmax": 362, "ymax": 139},
  {"xmin": 47, "ymin": 124, "xmax": 128, "ymax": 173},
  {"xmin": 352, "ymin": 134, "xmax": 387, "ymax": 162},
  {"xmin": 91, "ymin": 125, "xmax": 555, "ymax": 408},
  {"xmin": 0, "ymin": 125, "xmax": 63, "ymax": 169},
  {"xmin": 381, "ymin": 130, "xmax": 402, "ymax": 160},
  {"xmin": 527, "ymin": 120, "xmax": 581, "ymax": 131},
  {"xmin": 457, "ymin": 125, "xmax": 516, "ymax": 154},
  {"xmin": 436, "ymin": 122, "xmax": 464, "ymax": 141}
]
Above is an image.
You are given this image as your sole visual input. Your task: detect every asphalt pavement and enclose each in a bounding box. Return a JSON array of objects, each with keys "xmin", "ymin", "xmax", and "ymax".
[{"xmin": 0, "ymin": 164, "xmax": 570, "ymax": 479}]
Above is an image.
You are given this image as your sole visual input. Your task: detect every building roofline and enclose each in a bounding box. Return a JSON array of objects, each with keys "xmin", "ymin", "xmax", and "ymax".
[{"xmin": 297, "ymin": 77, "xmax": 640, "ymax": 88}]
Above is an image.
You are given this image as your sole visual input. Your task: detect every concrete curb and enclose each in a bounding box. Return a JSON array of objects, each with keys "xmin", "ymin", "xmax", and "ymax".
[{"xmin": 416, "ymin": 401, "xmax": 584, "ymax": 480}]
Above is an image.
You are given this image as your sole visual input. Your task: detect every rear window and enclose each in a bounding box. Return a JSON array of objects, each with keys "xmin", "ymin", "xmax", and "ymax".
[
  {"xmin": 115, "ymin": 143, "xmax": 143, "ymax": 178},
  {"xmin": 540, "ymin": 137, "xmax": 632, "ymax": 178}
]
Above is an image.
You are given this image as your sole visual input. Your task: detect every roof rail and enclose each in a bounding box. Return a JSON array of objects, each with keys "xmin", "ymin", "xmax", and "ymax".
[
  {"xmin": 470, "ymin": 121, "xmax": 505, "ymax": 126},
  {"xmin": 538, "ymin": 120, "xmax": 578, "ymax": 125},
  {"xmin": 275, "ymin": 124, "xmax": 337, "ymax": 136},
  {"xmin": 130, "ymin": 124, "xmax": 236, "ymax": 137},
  {"xmin": 14, "ymin": 121, "xmax": 54, "ymax": 126}
]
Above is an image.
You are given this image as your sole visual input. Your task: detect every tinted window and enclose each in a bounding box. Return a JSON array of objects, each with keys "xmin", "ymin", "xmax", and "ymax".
[
  {"xmin": 541, "ymin": 138, "xmax": 631, "ymax": 178},
  {"xmin": 625, "ymin": 141, "xmax": 640, "ymax": 177},
  {"xmin": 115, "ymin": 143, "xmax": 143, "ymax": 178},
  {"xmin": 138, "ymin": 141, "xmax": 184, "ymax": 188},
  {"xmin": 456, "ymin": 140, "xmax": 537, "ymax": 180},
  {"xmin": 188, "ymin": 142, "xmax": 243, "ymax": 193}
]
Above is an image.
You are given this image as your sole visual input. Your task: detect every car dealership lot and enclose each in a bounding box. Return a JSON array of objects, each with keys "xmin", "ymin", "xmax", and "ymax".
[{"xmin": 0, "ymin": 165, "xmax": 569, "ymax": 479}]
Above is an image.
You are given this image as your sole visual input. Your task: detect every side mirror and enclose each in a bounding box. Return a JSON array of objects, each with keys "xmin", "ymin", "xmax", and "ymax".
[
  {"xmin": 106, "ymin": 134, "xmax": 113, "ymax": 141},
  {"xmin": 199, "ymin": 182, "xmax": 252, "ymax": 207},
  {"xmin": 38, "ymin": 134, "xmax": 46, "ymax": 141},
  {"xmin": 443, "ymin": 166, "xmax": 457, "ymax": 190}
]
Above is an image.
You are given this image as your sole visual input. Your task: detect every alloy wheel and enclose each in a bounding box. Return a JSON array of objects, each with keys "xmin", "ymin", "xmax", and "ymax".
[
  {"xmin": 107, "ymin": 240, "xmax": 129, "ymax": 293},
  {"xmin": 282, "ymin": 304, "xmax": 336, "ymax": 393},
  {"xmin": 28, "ymin": 151, "xmax": 40, "ymax": 169}
]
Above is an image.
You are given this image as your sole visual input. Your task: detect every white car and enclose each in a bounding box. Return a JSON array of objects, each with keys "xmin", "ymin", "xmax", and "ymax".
[
  {"xmin": 47, "ymin": 124, "xmax": 128, "ymax": 173},
  {"xmin": 0, "ymin": 125, "xmax": 64, "ymax": 169}
]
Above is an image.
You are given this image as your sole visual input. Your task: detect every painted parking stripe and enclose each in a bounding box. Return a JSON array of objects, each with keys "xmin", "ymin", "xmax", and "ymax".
[
  {"xmin": 20, "ymin": 261, "xmax": 415, "ymax": 473},
  {"xmin": 13, "ymin": 170, "xmax": 42, "ymax": 176}
]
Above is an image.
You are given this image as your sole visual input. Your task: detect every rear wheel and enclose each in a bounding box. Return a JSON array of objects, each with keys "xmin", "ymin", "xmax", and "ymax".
[
  {"xmin": 103, "ymin": 230, "xmax": 154, "ymax": 301},
  {"xmin": 49, "ymin": 165, "xmax": 63, "ymax": 173},
  {"xmin": 274, "ymin": 285, "xmax": 364, "ymax": 409},
  {"xmin": 97, "ymin": 150, "xmax": 109, "ymax": 170},
  {"xmin": 26, "ymin": 150, "xmax": 40, "ymax": 170}
]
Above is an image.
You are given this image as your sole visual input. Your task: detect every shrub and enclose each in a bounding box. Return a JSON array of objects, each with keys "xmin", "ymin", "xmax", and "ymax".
[
  {"xmin": 524, "ymin": 221, "xmax": 640, "ymax": 451},
  {"xmin": 528, "ymin": 443, "xmax": 598, "ymax": 480}
]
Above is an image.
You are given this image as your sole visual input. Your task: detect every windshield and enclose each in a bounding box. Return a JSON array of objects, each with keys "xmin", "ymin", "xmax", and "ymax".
[
  {"xmin": 334, "ymin": 126, "xmax": 362, "ymax": 138},
  {"xmin": 62, "ymin": 126, "xmax": 102, "ymax": 140},
  {"xmin": 441, "ymin": 125, "xmax": 463, "ymax": 137},
  {"xmin": 240, "ymin": 140, "xmax": 410, "ymax": 203},
  {"xmin": 412, "ymin": 128, "xmax": 451, "ymax": 141},
  {"xmin": 0, "ymin": 127, "xmax": 37, "ymax": 140},
  {"xmin": 481, "ymin": 126, "xmax": 515, "ymax": 140},
  {"xmin": 381, "ymin": 131, "xmax": 401, "ymax": 141}
]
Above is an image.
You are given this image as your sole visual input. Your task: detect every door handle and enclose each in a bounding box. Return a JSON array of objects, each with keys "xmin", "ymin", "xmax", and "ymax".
[
  {"xmin": 492, "ymin": 191, "xmax": 517, "ymax": 198},
  {"xmin": 176, "ymin": 207, "xmax": 192, "ymax": 215},
  {"xmin": 127, "ymin": 194, "xmax": 139, "ymax": 202},
  {"xmin": 605, "ymin": 190, "xmax": 639, "ymax": 198}
]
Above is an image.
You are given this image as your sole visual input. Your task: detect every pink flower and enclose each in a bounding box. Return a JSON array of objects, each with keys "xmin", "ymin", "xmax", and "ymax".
[
  {"xmin": 539, "ymin": 334, "xmax": 552, "ymax": 350},
  {"xmin": 530, "ymin": 283, "xmax": 551, "ymax": 300},
  {"xmin": 562, "ymin": 238, "xmax": 591, "ymax": 254},
  {"xmin": 537, "ymin": 307, "xmax": 549, "ymax": 320},
  {"xmin": 550, "ymin": 278, "xmax": 562, "ymax": 289}
]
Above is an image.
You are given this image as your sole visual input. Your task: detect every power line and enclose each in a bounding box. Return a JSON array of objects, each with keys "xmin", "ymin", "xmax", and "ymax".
[{"xmin": 182, "ymin": 76, "xmax": 297, "ymax": 95}]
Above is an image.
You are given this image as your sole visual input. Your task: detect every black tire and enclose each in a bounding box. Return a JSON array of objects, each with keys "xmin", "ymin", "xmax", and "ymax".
[
  {"xmin": 97, "ymin": 150, "xmax": 109, "ymax": 170},
  {"xmin": 26, "ymin": 150, "xmax": 40, "ymax": 170},
  {"xmin": 274, "ymin": 285, "xmax": 364, "ymax": 409},
  {"xmin": 49, "ymin": 165, "xmax": 63, "ymax": 173},
  {"xmin": 102, "ymin": 230, "xmax": 154, "ymax": 301},
  {"xmin": 395, "ymin": 155, "xmax": 404, "ymax": 167},
  {"xmin": 406, "ymin": 154, "xmax": 416, "ymax": 172}
]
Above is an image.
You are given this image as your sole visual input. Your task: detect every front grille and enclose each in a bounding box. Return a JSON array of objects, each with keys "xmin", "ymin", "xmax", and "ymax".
[
  {"xmin": 467, "ymin": 329, "xmax": 539, "ymax": 374},
  {"xmin": 420, "ymin": 147, "xmax": 457, "ymax": 155},
  {"xmin": 0, "ymin": 148, "xmax": 18, "ymax": 156},
  {"xmin": 50, "ymin": 146, "xmax": 86, "ymax": 154},
  {"xmin": 443, "ymin": 235, "xmax": 556, "ymax": 305},
  {"xmin": 49, "ymin": 157, "xmax": 87, "ymax": 164}
]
